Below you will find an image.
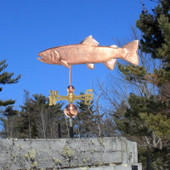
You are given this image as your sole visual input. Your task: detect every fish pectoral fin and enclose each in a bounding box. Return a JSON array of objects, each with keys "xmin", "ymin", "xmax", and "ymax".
[
  {"xmin": 81, "ymin": 35, "xmax": 99, "ymax": 46},
  {"xmin": 60, "ymin": 60, "xmax": 71, "ymax": 69},
  {"xmin": 104, "ymin": 59, "xmax": 117, "ymax": 70},
  {"xmin": 110, "ymin": 45, "xmax": 118, "ymax": 48},
  {"xmin": 86, "ymin": 63, "xmax": 94, "ymax": 70}
]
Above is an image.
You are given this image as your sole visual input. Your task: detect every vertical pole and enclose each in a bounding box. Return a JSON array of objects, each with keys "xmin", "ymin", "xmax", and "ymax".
[
  {"xmin": 69, "ymin": 65, "xmax": 72, "ymax": 86},
  {"xmin": 69, "ymin": 65, "xmax": 73, "ymax": 138},
  {"xmin": 146, "ymin": 151, "xmax": 151, "ymax": 170},
  {"xmin": 58, "ymin": 123, "xmax": 61, "ymax": 138},
  {"xmin": 69, "ymin": 118, "xmax": 73, "ymax": 138}
]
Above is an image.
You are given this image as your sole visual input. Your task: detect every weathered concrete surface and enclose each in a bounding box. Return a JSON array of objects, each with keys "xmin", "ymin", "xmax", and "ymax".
[
  {"xmin": 0, "ymin": 137, "xmax": 141, "ymax": 170},
  {"xmin": 66, "ymin": 164, "xmax": 142, "ymax": 170}
]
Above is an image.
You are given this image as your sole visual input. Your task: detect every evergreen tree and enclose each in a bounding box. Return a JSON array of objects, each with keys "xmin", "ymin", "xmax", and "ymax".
[
  {"xmin": 0, "ymin": 60, "xmax": 21, "ymax": 106},
  {"xmin": 0, "ymin": 105, "xmax": 19, "ymax": 138},
  {"xmin": 74, "ymin": 91, "xmax": 106, "ymax": 138},
  {"xmin": 136, "ymin": 0, "xmax": 170, "ymax": 83},
  {"xmin": 113, "ymin": 1, "xmax": 170, "ymax": 169},
  {"xmin": 113, "ymin": 93, "xmax": 170, "ymax": 169},
  {"xmin": 75, "ymin": 99, "xmax": 96, "ymax": 137},
  {"xmin": 0, "ymin": 60, "xmax": 21, "ymax": 138},
  {"xmin": 75, "ymin": 93, "xmax": 105, "ymax": 137},
  {"xmin": 18, "ymin": 91, "xmax": 66, "ymax": 138},
  {"xmin": 19, "ymin": 90, "xmax": 38, "ymax": 138}
]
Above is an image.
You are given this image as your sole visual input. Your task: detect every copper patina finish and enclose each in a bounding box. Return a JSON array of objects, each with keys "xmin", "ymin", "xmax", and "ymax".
[
  {"xmin": 38, "ymin": 35, "xmax": 139, "ymax": 70},
  {"xmin": 64, "ymin": 103, "xmax": 78, "ymax": 118}
]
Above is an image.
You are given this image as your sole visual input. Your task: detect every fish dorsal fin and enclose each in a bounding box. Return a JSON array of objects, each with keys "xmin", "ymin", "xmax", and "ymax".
[
  {"xmin": 81, "ymin": 35, "xmax": 99, "ymax": 46},
  {"xmin": 104, "ymin": 59, "xmax": 117, "ymax": 70},
  {"xmin": 86, "ymin": 63, "xmax": 94, "ymax": 70},
  {"xmin": 110, "ymin": 45, "xmax": 118, "ymax": 48}
]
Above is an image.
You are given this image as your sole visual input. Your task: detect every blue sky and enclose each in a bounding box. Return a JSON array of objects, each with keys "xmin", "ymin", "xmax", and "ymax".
[{"xmin": 0, "ymin": 0, "xmax": 156, "ymax": 109}]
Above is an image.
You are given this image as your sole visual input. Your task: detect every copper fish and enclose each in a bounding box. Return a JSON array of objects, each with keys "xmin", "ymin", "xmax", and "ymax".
[{"xmin": 38, "ymin": 35, "xmax": 139, "ymax": 70}]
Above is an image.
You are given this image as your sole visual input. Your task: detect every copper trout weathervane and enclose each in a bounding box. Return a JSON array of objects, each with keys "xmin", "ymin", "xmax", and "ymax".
[{"xmin": 38, "ymin": 35, "xmax": 139, "ymax": 118}]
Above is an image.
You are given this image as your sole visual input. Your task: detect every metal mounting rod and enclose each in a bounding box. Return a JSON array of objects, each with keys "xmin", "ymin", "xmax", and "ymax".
[
  {"xmin": 69, "ymin": 66, "xmax": 74, "ymax": 138},
  {"xmin": 69, "ymin": 65, "xmax": 72, "ymax": 86},
  {"xmin": 69, "ymin": 118, "xmax": 73, "ymax": 138}
]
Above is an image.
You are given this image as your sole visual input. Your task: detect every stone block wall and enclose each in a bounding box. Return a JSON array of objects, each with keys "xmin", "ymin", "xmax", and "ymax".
[{"xmin": 0, "ymin": 137, "xmax": 141, "ymax": 170}]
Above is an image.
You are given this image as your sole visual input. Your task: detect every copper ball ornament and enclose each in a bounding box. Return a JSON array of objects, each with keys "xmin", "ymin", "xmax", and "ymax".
[
  {"xmin": 64, "ymin": 103, "xmax": 78, "ymax": 118},
  {"xmin": 67, "ymin": 85, "xmax": 75, "ymax": 93}
]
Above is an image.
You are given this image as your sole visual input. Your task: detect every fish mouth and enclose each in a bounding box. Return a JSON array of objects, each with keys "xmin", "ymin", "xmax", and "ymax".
[
  {"xmin": 38, "ymin": 52, "xmax": 44, "ymax": 57},
  {"xmin": 37, "ymin": 52, "xmax": 48, "ymax": 63},
  {"xmin": 37, "ymin": 56, "xmax": 53, "ymax": 64},
  {"xmin": 37, "ymin": 56, "xmax": 45, "ymax": 63},
  {"xmin": 38, "ymin": 52, "xmax": 48, "ymax": 60}
]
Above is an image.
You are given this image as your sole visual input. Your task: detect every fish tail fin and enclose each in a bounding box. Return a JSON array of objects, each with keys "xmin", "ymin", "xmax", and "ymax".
[{"xmin": 122, "ymin": 40, "xmax": 139, "ymax": 65}]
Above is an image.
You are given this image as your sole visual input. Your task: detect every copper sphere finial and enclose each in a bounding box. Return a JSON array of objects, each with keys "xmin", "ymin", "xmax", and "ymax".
[
  {"xmin": 67, "ymin": 85, "xmax": 75, "ymax": 93},
  {"xmin": 64, "ymin": 103, "xmax": 78, "ymax": 118}
]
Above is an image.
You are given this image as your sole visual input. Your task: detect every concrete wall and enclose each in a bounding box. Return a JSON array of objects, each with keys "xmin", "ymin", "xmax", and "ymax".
[
  {"xmin": 66, "ymin": 164, "xmax": 142, "ymax": 170},
  {"xmin": 0, "ymin": 137, "xmax": 141, "ymax": 170}
]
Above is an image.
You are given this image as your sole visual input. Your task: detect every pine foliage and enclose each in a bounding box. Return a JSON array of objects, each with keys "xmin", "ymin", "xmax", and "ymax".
[
  {"xmin": 0, "ymin": 60, "xmax": 21, "ymax": 106},
  {"xmin": 136, "ymin": 0, "xmax": 170, "ymax": 83},
  {"xmin": 113, "ymin": 0, "xmax": 170, "ymax": 169},
  {"xmin": 18, "ymin": 91, "xmax": 66, "ymax": 139}
]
